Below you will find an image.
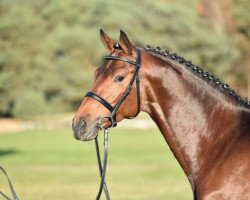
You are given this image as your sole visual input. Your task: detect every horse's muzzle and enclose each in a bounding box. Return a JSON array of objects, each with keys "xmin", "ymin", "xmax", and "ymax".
[
  {"xmin": 72, "ymin": 118, "xmax": 87, "ymax": 140},
  {"xmin": 72, "ymin": 117, "xmax": 100, "ymax": 141}
]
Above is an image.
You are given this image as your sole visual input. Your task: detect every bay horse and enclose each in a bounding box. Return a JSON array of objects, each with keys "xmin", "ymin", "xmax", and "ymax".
[{"xmin": 72, "ymin": 30, "xmax": 250, "ymax": 199}]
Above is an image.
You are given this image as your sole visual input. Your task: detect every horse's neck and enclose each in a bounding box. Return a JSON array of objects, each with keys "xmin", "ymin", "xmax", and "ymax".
[{"xmin": 141, "ymin": 56, "xmax": 241, "ymax": 186}]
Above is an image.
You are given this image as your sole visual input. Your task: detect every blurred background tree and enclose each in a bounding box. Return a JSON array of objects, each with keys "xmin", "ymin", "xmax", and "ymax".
[{"xmin": 0, "ymin": 0, "xmax": 249, "ymax": 118}]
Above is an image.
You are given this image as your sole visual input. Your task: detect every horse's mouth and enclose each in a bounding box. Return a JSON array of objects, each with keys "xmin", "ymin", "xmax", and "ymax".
[
  {"xmin": 73, "ymin": 124, "xmax": 100, "ymax": 141},
  {"xmin": 73, "ymin": 117, "xmax": 112, "ymax": 141}
]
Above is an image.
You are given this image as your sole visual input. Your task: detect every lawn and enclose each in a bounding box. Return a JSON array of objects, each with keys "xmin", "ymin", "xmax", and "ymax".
[{"xmin": 0, "ymin": 127, "xmax": 193, "ymax": 200}]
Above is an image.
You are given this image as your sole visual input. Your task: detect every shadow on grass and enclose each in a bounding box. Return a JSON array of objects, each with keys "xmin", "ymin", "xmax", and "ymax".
[{"xmin": 0, "ymin": 149, "xmax": 19, "ymax": 157}]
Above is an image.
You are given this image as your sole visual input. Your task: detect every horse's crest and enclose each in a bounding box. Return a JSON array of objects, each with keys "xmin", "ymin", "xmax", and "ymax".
[{"xmin": 144, "ymin": 45, "xmax": 250, "ymax": 108}]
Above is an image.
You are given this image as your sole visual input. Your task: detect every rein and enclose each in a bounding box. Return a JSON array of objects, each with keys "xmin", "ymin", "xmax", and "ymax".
[
  {"xmin": 86, "ymin": 47, "xmax": 142, "ymax": 199},
  {"xmin": 95, "ymin": 129, "xmax": 110, "ymax": 200},
  {"xmin": 0, "ymin": 166, "xmax": 19, "ymax": 200}
]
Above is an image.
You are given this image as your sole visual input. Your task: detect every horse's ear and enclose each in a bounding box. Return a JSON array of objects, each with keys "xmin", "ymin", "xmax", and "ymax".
[
  {"xmin": 119, "ymin": 30, "xmax": 134, "ymax": 56},
  {"xmin": 100, "ymin": 29, "xmax": 116, "ymax": 53}
]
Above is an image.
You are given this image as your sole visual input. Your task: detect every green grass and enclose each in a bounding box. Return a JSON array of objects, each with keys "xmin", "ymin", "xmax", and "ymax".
[{"xmin": 0, "ymin": 128, "xmax": 192, "ymax": 200}]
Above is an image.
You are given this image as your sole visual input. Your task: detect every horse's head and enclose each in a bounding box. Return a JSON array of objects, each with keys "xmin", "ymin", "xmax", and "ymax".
[{"xmin": 72, "ymin": 30, "xmax": 142, "ymax": 141}]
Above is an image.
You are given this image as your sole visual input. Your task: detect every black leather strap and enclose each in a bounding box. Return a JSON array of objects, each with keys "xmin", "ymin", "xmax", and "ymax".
[
  {"xmin": 95, "ymin": 129, "xmax": 110, "ymax": 200},
  {"xmin": 86, "ymin": 92, "xmax": 114, "ymax": 113},
  {"xmin": 105, "ymin": 56, "xmax": 137, "ymax": 66},
  {"xmin": 134, "ymin": 48, "xmax": 141, "ymax": 117}
]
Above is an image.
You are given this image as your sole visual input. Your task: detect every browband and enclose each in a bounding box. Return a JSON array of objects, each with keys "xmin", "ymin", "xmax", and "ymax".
[{"xmin": 105, "ymin": 56, "xmax": 137, "ymax": 66}]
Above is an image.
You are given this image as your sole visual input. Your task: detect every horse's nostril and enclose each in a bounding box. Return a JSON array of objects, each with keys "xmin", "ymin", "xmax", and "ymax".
[
  {"xmin": 79, "ymin": 119, "xmax": 86, "ymax": 130},
  {"xmin": 73, "ymin": 118, "xmax": 87, "ymax": 134},
  {"xmin": 72, "ymin": 118, "xmax": 89, "ymax": 140}
]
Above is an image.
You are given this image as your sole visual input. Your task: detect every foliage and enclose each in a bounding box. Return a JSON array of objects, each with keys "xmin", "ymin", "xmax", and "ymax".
[
  {"xmin": 234, "ymin": 0, "xmax": 250, "ymax": 39},
  {"xmin": 0, "ymin": 0, "xmax": 246, "ymax": 118}
]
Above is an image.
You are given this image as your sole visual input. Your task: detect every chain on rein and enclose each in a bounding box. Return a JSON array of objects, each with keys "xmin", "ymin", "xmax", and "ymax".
[{"xmin": 85, "ymin": 45, "xmax": 141, "ymax": 200}]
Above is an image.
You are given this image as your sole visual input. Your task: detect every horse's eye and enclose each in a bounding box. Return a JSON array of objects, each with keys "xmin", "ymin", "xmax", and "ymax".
[{"xmin": 114, "ymin": 76, "xmax": 125, "ymax": 82}]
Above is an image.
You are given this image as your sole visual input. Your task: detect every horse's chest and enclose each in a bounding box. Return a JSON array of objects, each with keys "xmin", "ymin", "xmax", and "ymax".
[{"xmin": 200, "ymin": 162, "xmax": 250, "ymax": 200}]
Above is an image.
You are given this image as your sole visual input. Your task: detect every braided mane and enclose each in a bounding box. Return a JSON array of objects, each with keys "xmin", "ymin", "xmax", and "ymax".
[{"xmin": 144, "ymin": 45, "xmax": 250, "ymax": 108}]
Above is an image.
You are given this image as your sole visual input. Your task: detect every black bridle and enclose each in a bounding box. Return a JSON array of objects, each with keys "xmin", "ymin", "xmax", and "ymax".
[
  {"xmin": 85, "ymin": 46, "xmax": 142, "ymax": 200},
  {"xmin": 85, "ymin": 47, "xmax": 141, "ymax": 128}
]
